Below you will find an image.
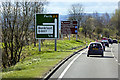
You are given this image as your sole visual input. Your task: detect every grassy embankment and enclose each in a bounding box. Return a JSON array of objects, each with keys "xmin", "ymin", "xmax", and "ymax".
[{"xmin": 1, "ymin": 36, "xmax": 93, "ymax": 79}]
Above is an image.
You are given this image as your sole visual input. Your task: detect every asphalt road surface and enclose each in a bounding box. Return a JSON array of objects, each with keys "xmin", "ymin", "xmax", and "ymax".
[{"xmin": 50, "ymin": 44, "xmax": 119, "ymax": 80}]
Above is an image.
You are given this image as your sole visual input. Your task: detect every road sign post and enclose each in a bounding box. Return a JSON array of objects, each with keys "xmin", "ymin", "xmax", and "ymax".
[
  {"xmin": 39, "ymin": 39, "xmax": 41, "ymax": 52},
  {"xmin": 76, "ymin": 34, "xmax": 77, "ymax": 41},
  {"xmin": 61, "ymin": 34, "xmax": 63, "ymax": 40},
  {"xmin": 69, "ymin": 34, "xmax": 70, "ymax": 41},
  {"xmin": 35, "ymin": 14, "xmax": 59, "ymax": 51},
  {"xmin": 55, "ymin": 39, "xmax": 57, "ymax": 51}
]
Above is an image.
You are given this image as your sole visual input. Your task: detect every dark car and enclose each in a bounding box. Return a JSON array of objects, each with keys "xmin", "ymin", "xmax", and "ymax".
[
  {"xmin": 87, "ymin": 42, "xmax": 104, "ymax": 57},
  {"xmin": 108, "ymin": 38, "xmax": 113, "ymax": 44},
  {"xmin": 101, "ymin": 42, "xmax": 105, "ymax": 51},
  {"xmin": 113, "ymin": 39, "xmax": 118, "ymax": 44},
  {"xmin": 101, "ymin": 40, "xmax": 109, "ymax": 47}
]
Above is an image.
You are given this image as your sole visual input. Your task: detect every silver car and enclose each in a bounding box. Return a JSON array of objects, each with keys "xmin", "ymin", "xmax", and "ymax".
[{"xmin": 87, "ymin": 42, "xmax": 104, "ymax": 57}]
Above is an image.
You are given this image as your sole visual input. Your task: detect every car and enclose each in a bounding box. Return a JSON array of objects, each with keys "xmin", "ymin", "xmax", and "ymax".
[
  {"xmin": 108, "ymin": 38, "xmax": 113, "ymax": 44},
  {"xmin": 100, "ymin": 42, "xmax": 105, "ymax": 51},
  {"xmin": 101, "ymin": 40, "xmax": 109, "ymax": 47},
  {"xmin": 95, "ymin": 40, "xmax": 105, "ymax": 51},
  {"xmin": 87, "ymin": 42, "xmax": 104, "ymax": 57},
  {"xmin": 102, "ymin": 37, "xmax": 108, "ymax": 40},
  {"xmin": 113, "ymin": 39, "xmax": 118, "ymax": 44}
]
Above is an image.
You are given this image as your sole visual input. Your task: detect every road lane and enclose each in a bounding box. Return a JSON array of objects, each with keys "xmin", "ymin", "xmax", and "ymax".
[
  {"xmin": 62, "ymin": 47, "xmax": 117, "ymax": 78},
  {"xmin": 50, "ymin": 44, "xmax": 118, "ymax": 79},
  {"xmin": 111, "ymin": 44, "xmax": 118, "ymax": 62},
  {"xmin": 118, "ymin": 43, "xmax": 120, "ymax": 65},
  {"xmin": 118, "ymin": 44, "xmax": 120, "ymax": 80},
  {"xmin": 50, "ymin": 49, "xmax": 87, "ymax": 78}
]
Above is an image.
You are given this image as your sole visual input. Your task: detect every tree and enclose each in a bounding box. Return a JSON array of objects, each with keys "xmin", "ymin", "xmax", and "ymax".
[
  {"xmin": 1, "ymin": 1, "xmax": 48, "ymax": 68},
  {"xmin": 81, "ymin": 15, "xmax": 96, "ymax": 38},
  {"xmin": 33, "ymin": 1, "xmax": 48, "ymax": 47},
  {"xmin": 81, "ymin": 22, "xmax": 87, "ymax": 38},
  {"xmin": 68, "ymin": 3, "xmax": 84, "ymax": 28},
  {"xmin": 103, "ymin": 29, "xmax": 110, "ymax": 38},
  {"xmin": 101, "ymin": 13, "xmax": 110, "ymax": 28},
  {"xmin": 111, "ymin": 9, "xmax": 120, "ymax": 38},
  {"xmin": 92, "ymin": 12, "xmax": 105, "ymax": 39},
  {"xmin": 86, "ymin": 16, "xmax": 96, "ymax": 38}
]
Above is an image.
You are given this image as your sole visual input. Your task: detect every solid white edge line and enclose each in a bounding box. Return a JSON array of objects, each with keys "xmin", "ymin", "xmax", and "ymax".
[
  {"xmin": 111, "ymin": 45, "xmax": 116, "ymax": 59},
  {"xmin": 111, "ymin": 44, "xmax": 119, "ymax": 65},
  {"xmin": 58, "ymin": 49, "xmax": 87, "ymax": 79},
  {"xmin": 111, "ymin": 45, "xmax": 115, "ymax": 58},
  {"xmin": 118, "ymin": 63, "xmax": 120, "ymax": 65}
]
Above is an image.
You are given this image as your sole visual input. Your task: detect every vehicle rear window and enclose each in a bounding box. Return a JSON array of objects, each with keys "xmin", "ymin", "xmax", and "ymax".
[
  {"xmin": 102, "ymin": 40, "xmax": 108, "ymax": 42},
  {"xmin": 89, "ymin": 43, "xmax": 102, "ymax": 48}
]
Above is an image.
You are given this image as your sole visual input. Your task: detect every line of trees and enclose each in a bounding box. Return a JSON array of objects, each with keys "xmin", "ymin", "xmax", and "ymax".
[
  {"xmin": 1, "ymin": 1, "xmax": 48, "ymax": 68},
  {"xmin": 111, "ymin": 9, "xmax": 120, "ymax": 38},
  {"xmin": 68, "ymin": 3, "xmax": 120, "ymax": 40}
]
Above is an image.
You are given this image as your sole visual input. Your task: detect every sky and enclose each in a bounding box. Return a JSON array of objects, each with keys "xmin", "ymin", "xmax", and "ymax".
[
  {"xmin": 46, "ymin": 0, "xmax": 119, "ymax": 15},
  {"xmin": 0, "ymin": 0, "xmax": 119, "ymax": 15}
]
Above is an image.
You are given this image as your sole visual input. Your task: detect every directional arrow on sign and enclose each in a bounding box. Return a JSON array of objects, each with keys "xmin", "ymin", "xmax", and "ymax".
[{"xmin": 43, "ymin": 18, "xmax": 57, "ymax": 38}]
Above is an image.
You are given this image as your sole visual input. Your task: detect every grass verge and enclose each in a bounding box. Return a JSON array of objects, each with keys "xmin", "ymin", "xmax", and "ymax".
[{"xmin": 2, "ymin": 37, "xmax": 92, "ymax": 79}]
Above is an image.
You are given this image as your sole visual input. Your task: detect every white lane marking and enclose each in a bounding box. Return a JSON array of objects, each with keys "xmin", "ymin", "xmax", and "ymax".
[
  {"xmin": 111, "ymin": 44, "xmax": 119, "ymax": 65},
  {"xmin": 111, "ymin": 45, "xmax": 116, "ymax": 58},
  {"xmin": 118, "ymin": 63, "xmax": 120, "ymax": 65},
  {"xmin": 58, "ymin": 49, "xmax": 87, "ymax": 79}
]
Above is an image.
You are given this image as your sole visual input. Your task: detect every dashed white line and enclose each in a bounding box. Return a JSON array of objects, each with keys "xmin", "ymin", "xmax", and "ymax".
[{"xmin": 58, "ymin": 49, "xmax": 87, "ymax": 79}]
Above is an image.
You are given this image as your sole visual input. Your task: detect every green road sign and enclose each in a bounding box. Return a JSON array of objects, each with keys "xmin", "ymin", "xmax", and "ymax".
[{"xmin": 35, "ymin": 14, "xmax": 59, "ymax": 39}]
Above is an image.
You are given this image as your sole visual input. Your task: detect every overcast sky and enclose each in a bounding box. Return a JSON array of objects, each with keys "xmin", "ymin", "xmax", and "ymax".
[{"xmin": 46, "ymin": 0, "xmax": 119, "ymax": 15}]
